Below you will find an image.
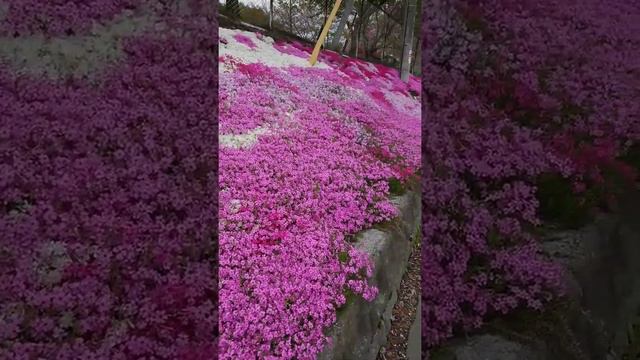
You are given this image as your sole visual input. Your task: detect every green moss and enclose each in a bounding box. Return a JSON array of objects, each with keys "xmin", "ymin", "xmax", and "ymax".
[
  {"xmin": 337, "ymin": 251, "xmax": 350, "ymax": 264},
  {"xmin": 559, "ymin": 102, "xmax": 587, "ymax": 123},
  {"xmin": 285, "ymin": 298, "xmax": 294, "ymax": 310},
  {"xmin": 537, "ymin": 68, "xmax": 552, "ymax": 92},
  {"xmin": 487, "ymin": 229, "xmax": 505, "ymax": 249},
  {"xmin": 619, "ymin": 143, "xmax": 640, "ymax": 174},
  {"xmin": 336, "ymin": 289, "xmax": 357, "ymax": 317},
  {"xmin": 512, "ymin": 109, "xmax": 541, "ymax": 128},
  {"xmin": 372, "ymin": 217, "xmax": 402, "ymax": 233},
  {"xmin": 602, "ymin": 164, "xmax": 634, "ymax": 197},
  {"xmin": 464, "ymin": 11, "xmax": 489, "ymax": 35},
  {"xmin": 388, "ymin": 177, "xmax": 405, "ymax": 195},
  {"xmin": 493, "ymin": 92, "xmax": 515, "ymax": 112},
  {"xmin": 413, "ymin": 222, "xmax": 422, "ymax": 246},
  {"xmin": 536, "ymin": 173, "xmax": 594, "ymax": 229},
  {"xmin": 430, "ymin": 347, "xmax": 456, "ymax": 360}
]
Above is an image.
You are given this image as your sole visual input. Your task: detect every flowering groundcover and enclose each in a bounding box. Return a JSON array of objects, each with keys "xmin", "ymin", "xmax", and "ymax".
[
  {"xmin": 219, "ymin": 29, "xmax": 421, "ymax": 358},
  {"xmin": 421, "ymin": 0, "xmax": 640, "ymax": 357},
  {"xmin": 1, "ymin": 2, "xmax": 217, "ymax": 359}
]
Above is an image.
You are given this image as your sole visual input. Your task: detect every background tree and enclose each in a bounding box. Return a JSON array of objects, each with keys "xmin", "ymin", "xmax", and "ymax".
[
  {"xmin": 400, "ymin": 0, "xmax": 417, "ymax": 81},
  {"xmin": 264, "ymin": 0, "xmax": 420, "ymax": 74},
  {"xmin": 329, "ymin": 0, "xmax": 355, "ymax": 51},
  {"xmin": 269, "ymin": 0, "xmax": 274, "ymax": 29},
  {"xmin": 225, "ymin": 0, "xmax": 241, "ymax": 18}
]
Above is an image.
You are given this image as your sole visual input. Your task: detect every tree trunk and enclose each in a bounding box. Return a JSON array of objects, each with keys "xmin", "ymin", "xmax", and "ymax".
[
  {"xmin": 411, "ymin": 38, "xmax": 421, "ymax": 74},
  {"xmin": 349, "ymin": 19, "xmax": 358, "ymax": 56},
  {"xmin": 410, "ymin": 32, "xmax": 419, "ymax": 72},
  {"xmin": 288, "ymin": 0, "xmax": 293, "ymax": 32},
  {"xmin": 410, "ymin": 0, "xmax": 421, "ymax": 73},
  {"xmin": 225, "ymin": 0, "xmax": 241, "ymax": 18},
  {"xmin": 269, "ymin": 0, "xmax": 274, "ymax": 29},
  {"xmin": 315, "ymin": 1, "xmax": 331, "ymax": 43},
  {"xmin": 400, "ymin": 0, "xmax": 417, "ymax": 82},
  {"xmin": 355, "ymin": 28, "xmax": 359, "ymax": 58},
  {"xmin": 381, "ymin": 29, "xmax": 387, "ymax": 61},
  {"xmin": 356, "ymin": 0, "xmax": 365, "ymax": 58},
  {"xmin": 325, "ymin": 0, "xmax": 329, "ymax": 20},
  {"xmin": 329, "ymin": 0, "xmax": 355, "ymax": 51},
  {"xmin": 350, "ymin": 0, "xmax": 372, "ymax": 58}
]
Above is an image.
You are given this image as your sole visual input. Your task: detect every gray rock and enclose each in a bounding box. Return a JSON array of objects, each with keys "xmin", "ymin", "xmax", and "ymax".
[
  {"xmin": 436, "ymin": 189, "xmax": 640, "ymax": 360},
  {"xmin": 447, "ymin": 335, "xmax": 543, "ymax": 360},
  {"xmin": 540, "ymin": 196, "xmax": 640, "ymax": 358},
  {"xmin": 318, "ymin": 190, "xmax": 421, "ymax": 360}
]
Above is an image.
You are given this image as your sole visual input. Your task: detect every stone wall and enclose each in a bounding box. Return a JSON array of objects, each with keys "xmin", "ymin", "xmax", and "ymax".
[
  {"xmin": 319, "ymin": 190, "xmax": 421, "ymax": 360},
  {"xmin": 541, "ymin": 189, "xmax": 640, "ymax": 359}
]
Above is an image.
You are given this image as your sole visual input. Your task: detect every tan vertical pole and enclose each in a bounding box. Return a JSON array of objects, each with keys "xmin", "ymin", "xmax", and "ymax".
[{"xmin": 309, "ymin": 0, "xmax": 343, "ymax": 66}]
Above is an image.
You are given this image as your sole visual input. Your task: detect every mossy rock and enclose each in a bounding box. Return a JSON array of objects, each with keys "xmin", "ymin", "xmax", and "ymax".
[{"xmin": 388, "ymin": 177, "xmax": 405, "ymax": 195}]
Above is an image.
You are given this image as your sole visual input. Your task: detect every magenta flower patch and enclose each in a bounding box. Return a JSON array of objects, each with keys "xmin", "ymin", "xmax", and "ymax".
[
  {"xmin": 232, "ymin": 33, "xmax": 257, "ymax": 49},
  {"xmin": 421, "ymin": 0, "xmax": 640, "ymax": 355},
  {"xmin": 219, "ymin": 28, "xmax": 420, "ymax": 358},
  {"xmin": 271, "ymin": 36, "xmax": 420, "ymax": 97},
  {"xmin": 0, "ymin": 5, "xmax": 218, "ymax": 360},
  {"xmin": 273, "ymin": 40, "xmax": 311, "ymax": 59}
]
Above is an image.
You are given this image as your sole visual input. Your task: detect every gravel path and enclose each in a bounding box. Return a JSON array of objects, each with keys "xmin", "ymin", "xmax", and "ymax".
[
  {"xmin": 377, "ymin": 239, "xmax": 421, "ymax": 359},
  {"xmin": 407, "ymin": 298, "xmax": 422, "ymax": 359}
]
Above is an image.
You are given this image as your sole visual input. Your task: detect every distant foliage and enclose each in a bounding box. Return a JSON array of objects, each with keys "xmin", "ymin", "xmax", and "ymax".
[
  {"xmin": 239, "ymin": 6, "xmax": 270, "ymax": 28},
  {"xmin": 421, "ymin": 0, "xmax": 640, "ymax": 354},
  {"xmin": 225, "ymin": 0, "xmax": 241, "ymax": 18}
]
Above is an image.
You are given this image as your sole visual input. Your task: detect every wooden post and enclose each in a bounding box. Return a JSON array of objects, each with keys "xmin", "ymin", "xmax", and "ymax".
[{"xmin": 309, "ymin": 0, "xmax": 343, "ymax": 66}]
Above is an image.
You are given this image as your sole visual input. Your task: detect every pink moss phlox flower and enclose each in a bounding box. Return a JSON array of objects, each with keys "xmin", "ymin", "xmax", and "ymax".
[
  {"xmin": 0, "ymin": 5, "xmax": 218, "ymax": 359},
  {"xmin": 233, "ymin": 33, "xmax": 258, "ymax": 49},
  {"xmin": 219, "ymin": 40, "xmax": 420, "ymax": 358},
  {"xmin": 271, "ymin": 37, "xmax": 420, "ymax": 96},
  {"xmin": 421, "ymin": 0, "xmax": 640, "ymax": 355}
]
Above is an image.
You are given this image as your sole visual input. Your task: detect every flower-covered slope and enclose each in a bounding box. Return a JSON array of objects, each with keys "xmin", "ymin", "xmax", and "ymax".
[
  {"xmin": 0, "ymin": 0, "xmax": 139, "ymax": 36},
  {"xmin": 421, "ymin": 0, "xmax": 640, "ymax": 356},
  {"xmin": 219, "ymin": 28, "xmax": 420, "ymax": 358},
  {"xmin": 0, "ymin": 4, "xmax": 217, "ymax": 359}
]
